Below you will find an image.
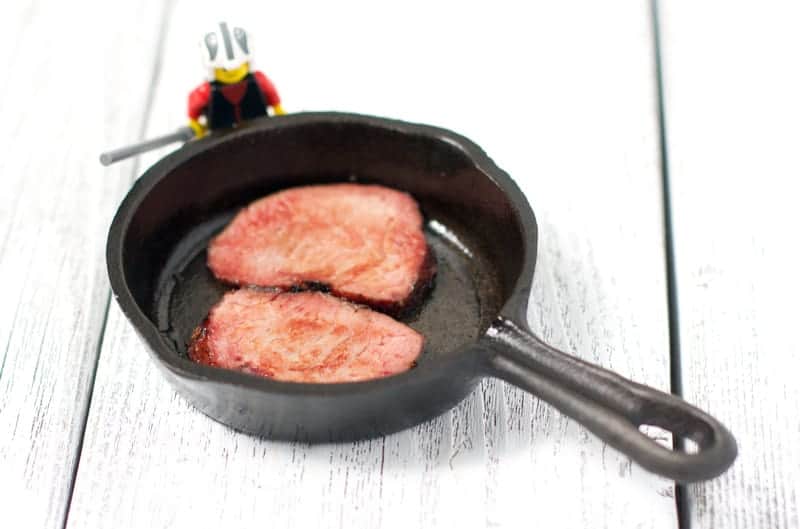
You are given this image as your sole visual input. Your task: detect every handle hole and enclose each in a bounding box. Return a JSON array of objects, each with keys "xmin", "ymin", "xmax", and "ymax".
[
  {"xmin": 682, "ymin": 437, "xmax": 700, "ymax": 455},
  {"xmin": 638, "ymin": 424, "xmax": 672, "ymax": 449},
  {"xmin": 638, "ymin": 424, "xmax": 701, "ymax": 454},
  {"xmin": 638, "ymin": 402, "xmax": 716, "ymax": 450}
]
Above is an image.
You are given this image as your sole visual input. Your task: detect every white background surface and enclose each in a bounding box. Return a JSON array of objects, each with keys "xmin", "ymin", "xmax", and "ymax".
[{"xmin": 0, "ymin": 1, "xmax": 797, "ymax": 528}]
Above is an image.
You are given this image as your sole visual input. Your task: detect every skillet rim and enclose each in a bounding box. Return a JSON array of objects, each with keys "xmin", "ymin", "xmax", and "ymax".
[{"xmin": 106, "ymin": 111, "xmax": 538, "ymax": 395}]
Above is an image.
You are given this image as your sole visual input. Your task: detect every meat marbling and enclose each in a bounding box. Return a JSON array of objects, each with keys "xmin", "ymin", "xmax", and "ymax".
[
  {"xmin": 188, "ymin": 289, "xmax": 424, "ymax": 383},
  {"xmin": 207, "ymin": 184, "xmax": 435, "ymax": 315}
]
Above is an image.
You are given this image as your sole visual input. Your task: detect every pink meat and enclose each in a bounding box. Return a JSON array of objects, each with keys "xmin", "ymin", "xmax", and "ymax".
[
  {"xmin": 207, "ymin": 184, "xmax": 435, "ymax": 315},
  {"xmin": 188, "ymin": 289, "xmax": 423, "ymax": 383}
]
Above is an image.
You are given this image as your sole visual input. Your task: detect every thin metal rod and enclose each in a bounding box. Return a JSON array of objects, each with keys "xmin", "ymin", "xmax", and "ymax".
[{"xmin": 100, "ymin": 126, "xmax": 194, "ymax": 166}]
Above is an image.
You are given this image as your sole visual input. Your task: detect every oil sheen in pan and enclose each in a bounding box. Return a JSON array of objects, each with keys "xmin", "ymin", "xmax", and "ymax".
[{"xmin": 154, "ymin": 212, "xmax": 495, "ymax": 364}]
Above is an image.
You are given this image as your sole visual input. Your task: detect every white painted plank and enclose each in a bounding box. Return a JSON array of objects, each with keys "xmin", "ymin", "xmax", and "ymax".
[
  {"xmin": 0, "ymin": 1, "xmax": 166, "ymax": 528},
  {"xmin": 69, "ymin": 1, "xmax": 676, "ymax": 528},
  {"xmin": 659, "ymin": 1, "xmax": 800, "ymax": 528}
]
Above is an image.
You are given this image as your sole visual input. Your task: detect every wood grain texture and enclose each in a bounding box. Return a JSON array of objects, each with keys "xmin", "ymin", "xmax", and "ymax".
[
  {"xmin": 68, "ymin": 1, "xmax": 677, "ymax": 528},
  {"xmin": 658, "ymin": 1, "xmax": 800, "ymax": 528},
  {"xmin": 0, "ymin": 1, "xmax": 165, "ymax": 527}
]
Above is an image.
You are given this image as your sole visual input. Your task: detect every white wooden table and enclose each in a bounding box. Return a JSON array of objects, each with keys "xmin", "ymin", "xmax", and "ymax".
[{"xmin": 2, "ymin": 1, "xmax": 798, "ymax": 528}]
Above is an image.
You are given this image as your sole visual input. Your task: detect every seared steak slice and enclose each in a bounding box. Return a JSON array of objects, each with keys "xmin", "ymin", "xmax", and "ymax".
[
  {"xmin": 188, "ymin": 289, "xmax": 423, "ymax": 383},
  {"xmin": 207, "ymin": 184, "xmax": 435, "ymax": 315}
]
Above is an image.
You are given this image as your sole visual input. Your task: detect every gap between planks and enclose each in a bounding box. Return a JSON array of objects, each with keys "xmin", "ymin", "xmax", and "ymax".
[
  {"xmin": 649, "ymin": 1, "xmax": 690, "ymax": 528},
  {"xmin": 60, "ymin": 1, "xmax": 179, "ymax": 527}
]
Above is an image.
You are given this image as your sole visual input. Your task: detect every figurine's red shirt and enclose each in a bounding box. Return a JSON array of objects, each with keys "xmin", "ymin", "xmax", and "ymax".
[
  {"xmin": 187, "ymin": 71, "xmax": 281, "ymax": 120},
  {"xmin": 253, "ymin": 71, "xmax": 281, "ymax": 107},
  {"xmin": 187, "ymin": 82, "xmax": 211, "ymax": 120}
]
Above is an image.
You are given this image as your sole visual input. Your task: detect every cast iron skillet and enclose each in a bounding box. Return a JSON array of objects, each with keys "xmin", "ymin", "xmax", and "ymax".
[{"xmin": 107, "ymin": 112, "xmax": 736, "ymax": 482}]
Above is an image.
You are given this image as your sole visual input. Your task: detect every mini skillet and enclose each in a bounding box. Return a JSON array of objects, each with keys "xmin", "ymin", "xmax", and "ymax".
[{"xmin": 107, "ymin": 112, "xmax": 737, "ymax": 482}]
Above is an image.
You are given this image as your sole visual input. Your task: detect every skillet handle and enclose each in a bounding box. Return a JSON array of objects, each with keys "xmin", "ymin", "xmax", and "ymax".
[{"xmin": 482, "ymin": 317, "xmax": 737, "ymax": 482}]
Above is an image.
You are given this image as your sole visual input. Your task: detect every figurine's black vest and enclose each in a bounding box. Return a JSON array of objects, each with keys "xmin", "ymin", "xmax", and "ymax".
[{"xmin": 208, "ymin": 73, "xmax": 267, "ymax": 130}]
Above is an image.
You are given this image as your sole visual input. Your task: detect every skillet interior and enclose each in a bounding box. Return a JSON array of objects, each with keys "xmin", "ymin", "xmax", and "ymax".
[
  {"xmin": 110, "ymin": 113, "xmax": 535, "ymax": 440},
  {"xmin": 159, "ymin": 208, "xmax": 494, "ymax": 364},
  {"xmin": 124, "ymin": 115, "xmax": 527, "ymax": 368}
]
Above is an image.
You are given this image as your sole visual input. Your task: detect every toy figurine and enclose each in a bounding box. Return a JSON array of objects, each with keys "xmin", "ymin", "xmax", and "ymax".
[
  {"xmin": 188, "ymin": 22, "xmax": 284, "ymax": 138},
  {"xmin": 100, "ymin": 22, "xmax": 284, "ymax": 166}
]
